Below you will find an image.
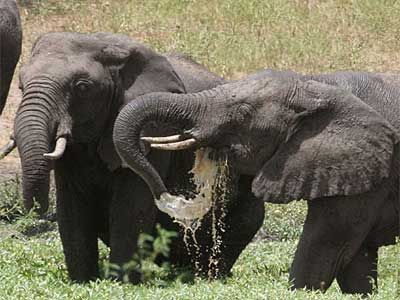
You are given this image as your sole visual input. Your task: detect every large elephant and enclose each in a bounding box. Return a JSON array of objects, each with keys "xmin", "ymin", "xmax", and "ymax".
[
  {"xmin": 11, "ymin": 32, "xmax": 264, "ymax": 283},
  {"xmin": 113, "ymin": 71, "xmax": 400, "ymax": 295},
  {"xmin": 0, "ymin": 0, "xmax": 22, "ymax": 115}
]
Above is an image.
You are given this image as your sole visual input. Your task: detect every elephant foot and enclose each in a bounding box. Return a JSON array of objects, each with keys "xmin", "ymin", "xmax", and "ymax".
[
  {"xmin": 336, "ymin": 246, "xmax": 378, "ymax": 296},
  {"xmin": 108, "ymin": 267, "xmax": 141, "ymax": 284}
]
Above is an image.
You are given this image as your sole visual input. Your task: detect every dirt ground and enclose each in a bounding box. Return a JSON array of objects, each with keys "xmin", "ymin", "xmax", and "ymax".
[{"xmin": 0, "ymin": 78, "xmax": 22, "ymax": 182}]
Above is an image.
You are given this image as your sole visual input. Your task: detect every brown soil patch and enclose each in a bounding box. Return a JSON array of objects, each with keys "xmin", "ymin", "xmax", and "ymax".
[{"xmin": 0, "ymin": 79, "xmax": 21, "ymax": 182}]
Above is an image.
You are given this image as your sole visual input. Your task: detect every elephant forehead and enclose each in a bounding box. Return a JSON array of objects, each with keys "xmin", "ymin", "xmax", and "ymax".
[
  {"xmin": 224, "ymin": 75, "xmax": 294, "ymax": 103},
  {"xmin": 33, "ymin": 33, "xmax": 108, "ymax": 57},
  {"xmin": 32, "ymin": 32, "xmax": 142, "ymax": 57},
  {"xmin": 21, "ymin": 54, "xmax": 104, "ymax": 83}
]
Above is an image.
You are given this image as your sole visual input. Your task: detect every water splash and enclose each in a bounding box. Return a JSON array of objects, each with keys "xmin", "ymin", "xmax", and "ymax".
[
  {"xmin": 155, "ymin": 192, "xmax": 211, "ymax": 221},
  {"xmin": 155, "ymin": 148, "xmax": 223, "ymax": 225},
  {"xmin": 157, "ymin": 148, "xmax": 230, "ymax": 277},
  {"xmin": 154, "ymin": 148, "xmax": 230, "ymax": 277}
]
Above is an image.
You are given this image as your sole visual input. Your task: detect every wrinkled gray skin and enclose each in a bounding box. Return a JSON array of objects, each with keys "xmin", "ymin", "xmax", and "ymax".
[
  {"xmin": 14, "ymin": 32, "xmax": 264, "ymax": 283},
  {"xmin": 0, "ymin": 0, "xmax": 22, "ymax": 114},
  {"xmin": 113, "ymin": 71, "xmax": 400, "ymax": 295}
]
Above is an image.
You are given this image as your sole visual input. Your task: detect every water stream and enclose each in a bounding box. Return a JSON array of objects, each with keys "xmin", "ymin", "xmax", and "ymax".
[{"xmin": 155, "ymin": 148, "xmax": 230, "ymax": 277}]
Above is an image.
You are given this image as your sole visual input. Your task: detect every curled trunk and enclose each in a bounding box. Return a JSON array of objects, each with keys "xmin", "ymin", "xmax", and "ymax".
[{"xmin": 113, "ymin": 91, "xmax": 214, "ymax": 199}]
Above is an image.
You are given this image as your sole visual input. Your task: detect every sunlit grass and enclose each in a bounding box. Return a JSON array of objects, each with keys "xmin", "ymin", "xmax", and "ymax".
[
  {"xmin": 0, "ymin": 177, "xmax": 398, "ymax": 299},
  {"xmin": 18, "ymin": 0, "xmax": 400, "ymax": 77}
]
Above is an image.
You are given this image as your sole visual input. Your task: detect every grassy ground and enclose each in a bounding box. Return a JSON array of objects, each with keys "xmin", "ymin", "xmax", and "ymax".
[
  {"xmin": 1, "ymin": 0, "xmax": 400, "ymax": 299},
  {"xmin": 0, "ymin": 183, "xmax": 398, "ymax": 300}
]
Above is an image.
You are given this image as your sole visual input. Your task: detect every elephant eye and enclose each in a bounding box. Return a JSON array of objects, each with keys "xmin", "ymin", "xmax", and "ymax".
[
  {"xmin": 74, "ymin": 80, "xmax": 93, "ymax": 97},
  {"xmin": 235, "ymin": 103, "xmax": 253, "ymax": 123}
]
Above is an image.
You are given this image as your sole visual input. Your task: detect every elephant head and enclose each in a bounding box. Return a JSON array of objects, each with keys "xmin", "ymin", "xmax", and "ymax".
[
  {"xmin": 113, "ymin": 75, "xmax": 398, "ymax": 206},
  {"xmin": 14, "ymin": 32, "xmax": 185, "ymax": 214}
]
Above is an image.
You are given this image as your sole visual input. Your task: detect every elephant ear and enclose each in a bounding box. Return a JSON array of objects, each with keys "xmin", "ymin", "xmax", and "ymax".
[
  {"xmin": 92, "ymin": 33, "xmax": 186, "ymax": 102},
  {"xmin": 93, "ymin": 33, "xmax": 186, "ymax": 170},
  {"xmin": 252, "ymin": 80, "xmax": 398, "ymax": 204}
]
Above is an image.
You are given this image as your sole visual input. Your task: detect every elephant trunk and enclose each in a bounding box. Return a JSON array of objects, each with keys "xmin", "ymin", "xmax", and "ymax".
[
  {"xmin": 113, "ymin": 91, "xmax": 213, "ymax": 200},
  {"xmin": 14, "ymin": 79, "xmax": 68, "ymax": 214}
]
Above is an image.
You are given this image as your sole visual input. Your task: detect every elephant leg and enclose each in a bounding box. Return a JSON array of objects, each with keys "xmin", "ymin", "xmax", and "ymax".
[
  {"xmin": 0, "ymin": 78, "xmax": 12, "ymax": 113},
  {"xmin": 0, "ymin": 49, "xmax": 20, "ymax": 114},
  {"xmin": 336, "ymin": 245, "xmax": 378, "ymax": 295},
  {"xmin": 336, "ymin": 190, "xmax": 399, "ymax": 295},
  {"xmin": 289, "ymin": 192, "xmax": 385, "ymax": 293},
  {"xmin": 109, "ymin": 168, "xmax": 157, "ymax": 284},
  {"xmin": 55, "ymin": 175, "xmax": 100, "ymax": 282}
]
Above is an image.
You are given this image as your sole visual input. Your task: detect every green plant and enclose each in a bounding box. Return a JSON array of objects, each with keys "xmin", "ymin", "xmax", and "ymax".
[
  {"xmin": 0, "ymin": 177, "xmax": 24, "ymax": 222},
  {"xmin": 104, "ymin": 224, "xmax": 178, "ymax": 284}
]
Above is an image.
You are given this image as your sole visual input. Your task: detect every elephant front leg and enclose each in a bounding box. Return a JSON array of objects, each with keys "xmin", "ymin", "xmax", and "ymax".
[
  {"xmin": 109, "ymin": 169, "xmax": 158, "ymax": 284},
  {"xmin": 336, "ymin": 245, "xmax": 378, "ymax": 295},
  {"xmin": 56, "ymin": 179, "xmax": 100, "ymax": 282},
  {"xmin": 289, "ymin": 194, "xmax": 383, "ymax": 294}
]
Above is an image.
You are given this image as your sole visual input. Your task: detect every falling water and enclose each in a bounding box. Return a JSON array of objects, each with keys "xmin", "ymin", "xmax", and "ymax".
[
  {"xmin": 155, "ymin": 147, "xmax": 230, "ymax": 277},
  {"xmin": 185, "ymin": 148, "xmax": 230, "ymax": 278},
  {"xmin": 167, "ymin": 148, "xmax": 229, "ymax": 278},
  {"xmin": 205, "ymin": 155, "xmax": 230, "ymax": 278}
]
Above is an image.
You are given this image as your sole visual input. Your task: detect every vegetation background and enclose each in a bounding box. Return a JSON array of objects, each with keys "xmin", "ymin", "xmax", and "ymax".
[{"xmin": 0, "ymin": 0, "xmax": 399, "ymax": 299}]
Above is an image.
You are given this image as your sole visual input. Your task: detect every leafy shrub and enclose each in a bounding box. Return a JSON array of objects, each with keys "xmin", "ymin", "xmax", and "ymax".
[{"xmin": 0, "ymin": 177, "xmax": 24, "ymax": 222}]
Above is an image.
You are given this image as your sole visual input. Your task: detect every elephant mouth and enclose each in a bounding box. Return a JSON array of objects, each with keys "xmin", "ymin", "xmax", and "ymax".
[
  {"xmin": 142, "ymin": 132, "xmax": 266, "ymax": 176},
  {"xmin": 141, "ymin": 133, "xmax": 199, "ymax": 151}
]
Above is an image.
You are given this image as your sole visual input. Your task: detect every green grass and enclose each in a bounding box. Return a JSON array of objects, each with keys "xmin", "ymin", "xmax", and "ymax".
[
  {"xmin": 0, "ymin": 178, "xmax": 398, "ymax": 299},
  {"xmin": 3, "ymin": 0, "xmax": 400, "ymax": 298},
  {"xmin": 0, "ymin": 220, "xmax": 398, "ymax": 299}
]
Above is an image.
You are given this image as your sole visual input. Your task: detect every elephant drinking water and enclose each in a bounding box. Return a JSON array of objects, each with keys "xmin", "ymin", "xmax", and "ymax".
[{"xmin": 113, "ymin": 72, "xmax": 400, "ymax": 295}]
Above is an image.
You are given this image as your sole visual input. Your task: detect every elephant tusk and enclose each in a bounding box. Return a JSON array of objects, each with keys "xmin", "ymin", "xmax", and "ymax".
[
  {"xmin": 141, "ymin": 135, "xmax": 184, "ymax": 143},
  {"xmin": 0, "ymin": 138, "xmax": 16, "ymax": 160},
  {"xmin": 43, "ymin": 137, "xmax": 67, "ymax": 160},
  {"xmin": 150, "ymin": 138, "xmax": 197, "ymax": 151}
]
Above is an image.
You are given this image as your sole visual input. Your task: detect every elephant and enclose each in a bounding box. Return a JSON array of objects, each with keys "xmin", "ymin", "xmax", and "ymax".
[
  {"xmin": 11, "ymin": 32, "xmax": 265, "ymax": 283},
  {"xmin": 0, "ymin": 0, "xmax": 22, "ymax": 115},
  {"xmin": 251, "ymin": 69, "xmax": 400, "ymax": 130},
  {"xmin": 112, "ymin": 71, "xmax": 400, "ymax": 295}
]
